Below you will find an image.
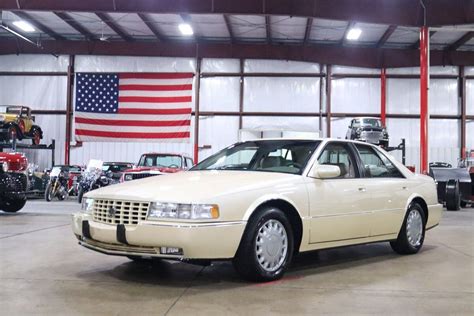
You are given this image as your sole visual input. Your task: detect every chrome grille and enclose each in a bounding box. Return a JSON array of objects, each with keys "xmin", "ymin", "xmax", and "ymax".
[{"xmin": 92, "ymin": 199, "xmax": 149, "ymax": 225}]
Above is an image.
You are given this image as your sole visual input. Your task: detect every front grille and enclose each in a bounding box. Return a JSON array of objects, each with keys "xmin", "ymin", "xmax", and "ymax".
[
  {"xmin": 131, "ymin": 173, "xmax": 158, "ymax": 180},
  {"xmin": 92, "ymin": 199, "xmax": 149, "ymax": 225}
]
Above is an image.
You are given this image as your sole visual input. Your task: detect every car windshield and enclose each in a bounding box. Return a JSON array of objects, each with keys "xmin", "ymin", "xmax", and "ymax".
[
  {"xmin": 361, "ymin": 118, "xmax": 381, "ymax": 127},
  {"xmin": 138, "ymin": 155, "xmax": 182, "ymax": 168},
  {"xmin": 6, "ymin": 106, "xmax": 22, "ymax": 114},
  {"xmin": 191, "ymin": 140, "xmax": 321, "ymax": 175}
]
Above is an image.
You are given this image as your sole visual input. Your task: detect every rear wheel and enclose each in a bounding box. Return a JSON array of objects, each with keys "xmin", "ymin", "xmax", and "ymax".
[
  {"xmin": 445, "ymin": 179, "xmax": 461, "ymax": 211},
  {"xmin": 31, "ymin": 129, "xmax": 41, "ymax": 145},
  {"xmin": 390, "ymin": 202, "xmax": 426, "ymax": 254},
  {"xmin": 1, "ymin": 199, "xmax": 26, "ymax": 213},
  {"xmin": 233, "ymin": 207, "xmax": 294, "ymax": 282}
]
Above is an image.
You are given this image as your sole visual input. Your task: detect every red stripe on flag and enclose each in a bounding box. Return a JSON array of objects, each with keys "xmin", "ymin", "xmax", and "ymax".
[
  {"xmin": 76, "ymin": 129, "xmax": 190, "ymax": 139},
  {"xmin": 119, "ymin": 96, "xmax": 192, "ymax": 103},
  {"xmin": 119, "ymin": 73, "xmax": 194, "ymax": 79},
  {"xmin": 118, "ymin": 108, "xmax": 191, "ymax": 115},
  {"xmin": 119, "ymin": 84, "xmax": 192, "ymax": 91},
  {"xmin": 75, "ymin": 117, "xmax": 190, "ymax": 127}
]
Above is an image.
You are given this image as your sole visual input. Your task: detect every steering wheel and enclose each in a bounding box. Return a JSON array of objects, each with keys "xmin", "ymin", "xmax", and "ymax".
[{"xmin": 286, "ymin": 162, "xmax": 302, "ymax": 169}]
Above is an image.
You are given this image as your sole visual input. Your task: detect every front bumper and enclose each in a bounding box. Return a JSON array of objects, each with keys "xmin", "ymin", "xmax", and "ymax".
[{"xmin": 72, "ymin": 213, "xmax": 246, "ymax": 260}]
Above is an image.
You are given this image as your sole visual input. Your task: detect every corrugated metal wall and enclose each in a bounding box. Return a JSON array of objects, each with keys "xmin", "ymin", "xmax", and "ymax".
[{"xmin": 0, "ymin": 54, "xmax": 472, "ymax": 171}]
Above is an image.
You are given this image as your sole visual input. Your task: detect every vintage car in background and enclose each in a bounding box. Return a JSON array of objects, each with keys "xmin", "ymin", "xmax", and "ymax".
[
  {"xmin": 430, "ymin": 151, "xmax": 474, "ymax": 210},
  {"xmin": 346, "ymin": 117, "xmax": 389, "ymax": 147},
  {"xmin": 0, "ymin": 152, "xmax": 28, "ymax": 212},
  {"xmin": 102, "ymin": 162, "xmax": 134, "ymax": 182},
  {"xmin": 0, "ymin": 106, "xmax": 43, "ymax": 145},
  {"xmin": 121, "ymin": 153, "xmax": 193, "ymax": 182},
  {"xmin": 73, "ymin": 139, "xmax": 442, "ymax": 282}
]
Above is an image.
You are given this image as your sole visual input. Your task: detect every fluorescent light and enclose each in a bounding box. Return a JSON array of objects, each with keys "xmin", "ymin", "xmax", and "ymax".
[
  {"xmin": 12, "ymin": 20, "xmax": 35, "ymax": 33},
  {"xmin": 346, "ymin": 28, "xmax": 362, "ymax": 40},
  {"xmin": 179, "ymin": 23, "xmax": 193, "ymax": 36}
]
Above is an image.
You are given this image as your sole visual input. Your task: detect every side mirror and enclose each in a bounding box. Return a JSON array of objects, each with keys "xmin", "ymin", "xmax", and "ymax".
[{"xmin": 310, "ymin": 164, "xmax": 341, "ymax": 179}]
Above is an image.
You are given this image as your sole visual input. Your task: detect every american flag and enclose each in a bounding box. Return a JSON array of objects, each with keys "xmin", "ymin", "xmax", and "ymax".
[{"xmin": 74, "ymin": 72, "xmax": 193, "ymax": 142}]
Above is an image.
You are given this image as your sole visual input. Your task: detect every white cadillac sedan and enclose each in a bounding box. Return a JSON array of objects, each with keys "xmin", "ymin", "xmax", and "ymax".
[{"xmin": 72, "ymin": 139, "xmax": 442, "ymax": 281}]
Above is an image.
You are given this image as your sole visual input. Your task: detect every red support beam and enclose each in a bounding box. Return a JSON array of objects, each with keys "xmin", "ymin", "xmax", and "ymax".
[
  {"xmin": 193, "ymin": 58, "xmax": 201, "ymax": 163},
  {"xmin": 380, "ymin": 68, "xmax": 387, "ymax": 126},
  {"xmin": 420, "ymin": 26, "xmax": 429, "ymax": 174},
  {"xmin": 65, "ymin": 55, "xmax": 74, "ymax": 165},
  {"xmin": 326, "ymin": 65, "xmax": 332, "ymax": 137}
]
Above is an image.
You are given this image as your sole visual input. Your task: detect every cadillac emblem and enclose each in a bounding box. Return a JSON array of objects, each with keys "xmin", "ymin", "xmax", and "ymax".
[{"xmin": 108, "ymin": 206, "xmax": 117, "ymax": 217}]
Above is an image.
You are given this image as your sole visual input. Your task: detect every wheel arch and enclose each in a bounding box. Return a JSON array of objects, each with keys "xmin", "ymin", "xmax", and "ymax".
[
  {"xmin": 31, "ymin": 125, "xmax": 43, "ymax": 138},
  {"xmin": 405, "ymin": 194, "xmax": 429, "ymax": 224},
  {"xmin": 242, "ymin": 197, "xmax": 304, "ymax": 255}
]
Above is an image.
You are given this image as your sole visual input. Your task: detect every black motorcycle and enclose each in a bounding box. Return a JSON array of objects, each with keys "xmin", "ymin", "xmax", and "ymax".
[
  {"xmin": 45, "ymin": 167, "xmax": 68, "ymax": 201},
  {"xmin": 77, "ymin": 168, "xmax": 114, "ymax": 203}
]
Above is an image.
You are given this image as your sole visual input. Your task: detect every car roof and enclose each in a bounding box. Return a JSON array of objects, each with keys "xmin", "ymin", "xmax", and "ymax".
[{"xmin": 242, "ymin": 138, "xmax": 377, "ymax": 147}]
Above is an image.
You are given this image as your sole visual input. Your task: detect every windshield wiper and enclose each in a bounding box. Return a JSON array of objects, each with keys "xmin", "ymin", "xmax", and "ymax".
[{"xmin": 211, "ymin": 165, "xmax": 247, "ymax": 170}]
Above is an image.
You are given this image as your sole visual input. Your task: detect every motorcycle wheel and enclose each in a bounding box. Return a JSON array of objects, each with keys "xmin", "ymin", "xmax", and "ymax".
[
  {"xmin": 45, "ymin": 183, "xmax": 53, "ymax": 202},
  {"xmin": 78, "ymin": 187, "xmax": 84, "ymax": 204}
]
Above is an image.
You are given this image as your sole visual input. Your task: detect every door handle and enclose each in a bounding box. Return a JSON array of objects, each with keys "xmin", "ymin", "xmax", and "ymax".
[
  {"xmin": 358, "ymin": 187, "xmax": 366, "ymax": 192},
  {"xmin": 402, "ymin": 186, "xmax": 408, "ymax": 190}
]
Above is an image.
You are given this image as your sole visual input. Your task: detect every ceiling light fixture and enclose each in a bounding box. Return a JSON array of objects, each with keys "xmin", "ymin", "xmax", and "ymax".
[
  {"xmin": 346, "ymin": 28, "xmax": 362, "ymax": 41},
  {"xmin": 12, "ymin": 20, "xmax": 35, "ymax": 33},
  {"xmin": 179, "ymin": 23, "xmax": 193, "ymax": 36}
]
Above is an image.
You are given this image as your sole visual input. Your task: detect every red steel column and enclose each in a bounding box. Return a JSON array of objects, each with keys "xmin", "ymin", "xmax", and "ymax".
[
  {"xmin": 193, "ymin": 58, "xmax": 202, "ymax": 163},
  {"xmin": 380, "ymin": 68, "xmax": 386, "ymax": 126},
  {"xmin": 420, "ymin": 26, "xmax": 429, "ymax": 174}
]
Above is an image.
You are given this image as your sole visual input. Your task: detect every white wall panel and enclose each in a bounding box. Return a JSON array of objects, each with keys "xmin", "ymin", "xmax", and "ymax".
[
  {"xmin": 244, "ymin": 60, "xmax": 320, "ymax": 73},
  {"xmin": 75, "ymin": 56, "xmax": 196, "ymax": 72},
  {"xmin": 198, "ymin": 116, "xmax": 239, "ymax": 160},
  {"xmin": 331, "ymin": 66, "xmax": 379, "ymax": 75},
  {"xmin": 0, "ymin": 54, "xmax": 68, "ymax": 71},
  {"xmin": 201, "ymin": 58, "xmax": 240, "ymax": 73},
  {"xmin": 467, "ymin": 120, "xmax": 474, "ymax": 151},
  {"xmin": 0, "ymin": 76, "xmax": 67, "ymax": 110},
  {"xmin": 387, "ymin": 79, "xmax": 420, "ymax": 114},
  {"xmin": 244, "ymin": 77, "xmax": 319, "ymax": 112},
  {"xmin": 330, "ymin": 118, "xmax": 352, "ymax": 140},
  {"xmin": 429, "ymin": 79, "xmax": 459, "ymax": 115},
  {"xmin": 332, "ymin": 78, "xmax": 380, "ymax": 114},
  {"xmin": 386, "ymin": 118, "xmax": 420, "ymax": 169},
  {"xmin": 387, "ymin": 66, "xmax": 458, "ymax": 75},
  {"xmin": 200, "ymin": 77, "xmax": 240, "ymax": 111},
  {"xmin": 467, "ymin": 79, "xmax": 474, "ymax": 115},
  {"xmin": 463, "ymin": 67, "xmax": 474, "ymax": 76},
  {"xmin": 243, "ymin": 116, "xmax": 320, "ymax": 132}
]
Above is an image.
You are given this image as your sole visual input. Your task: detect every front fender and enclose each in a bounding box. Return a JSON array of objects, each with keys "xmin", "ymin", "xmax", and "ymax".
[{"xmin": 242, "ymin": 194, "xmax": 303, "ymax": 221}]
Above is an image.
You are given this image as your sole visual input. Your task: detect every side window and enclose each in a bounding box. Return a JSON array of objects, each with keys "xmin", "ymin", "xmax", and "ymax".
[
  {"xmin": 317, "ymin": 143, "xmax": 357, "ymax": 179},
  {"xmin": 186, "ymin": 158, "xmax": 193, "ymax": 168},
  {"xmin": 355, "ymin": 144, "xmax": 403, "ymax": 178}
]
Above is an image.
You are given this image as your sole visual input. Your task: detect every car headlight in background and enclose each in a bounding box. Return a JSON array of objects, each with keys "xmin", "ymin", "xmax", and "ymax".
[
  {"xmin": 124, "ymin": 174, "xmax": 133, "ymax": 181},
  {"xmin": 148, "ymin": 202, "xmax": 219, "ymax": 220},
  {"xmin": 81, "ymin": 198, "xmax": 94, "ymax": 214},
  {"xmin": 1, "ymin": 161, "xmax": 8, "ymax": 172}
]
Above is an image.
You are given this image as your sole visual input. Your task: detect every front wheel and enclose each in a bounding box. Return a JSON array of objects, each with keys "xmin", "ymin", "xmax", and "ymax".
[
  {"xmin": 31, "ymin": 129, "xmax": 41, "ymax": 145},
  {"xmin": 233, "ymin": 207, "xmax": 294, "ymax": 282},
  {"xmin": 44, "ymin": 183, "xmax": 53, "ymax": 202},
  {"xmin": 390, "ymin": 202, "xmax": 426, "ymax": 255},
  {"xmin": 78, "ymin": 187, "xmax": 84, "ymax": 203},
  {"xmin": 1, "ymin": 199, "xmax": 26, "ymax": 213}
]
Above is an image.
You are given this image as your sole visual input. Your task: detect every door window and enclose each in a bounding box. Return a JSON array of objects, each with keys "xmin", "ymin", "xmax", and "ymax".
[
  {"xmin": 317, "ymin": 143, "xmax": 358, "ymax": 178},
  {"xmin": 355, "ymin": 144, "xmax": 403, "ymax": 178}
]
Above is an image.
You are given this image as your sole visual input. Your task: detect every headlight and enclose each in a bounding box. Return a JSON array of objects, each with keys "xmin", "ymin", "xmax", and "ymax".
[
  {"xmin": 0, "ymin": 114, "xmax": 5, "ymax": 121},
  {"xmin": 81, "ymin": 198, "xmax": 94, "ymax": 214},
  {"xmin": 124, "ymin": 174, "xmax": 133, "ymax": 181},
  {"xmin": 148, "ymin": 202, "xmax": 219, "ymax": 220},
  {"xmin": 2, "ymin": 162, "xmax": 8, "ymax": 172}
]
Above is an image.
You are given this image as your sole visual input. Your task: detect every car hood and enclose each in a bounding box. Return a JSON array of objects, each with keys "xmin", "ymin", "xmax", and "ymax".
[
  {"xmin": 85, "ymin": 170, "xmax": 302, "ymax": 203},
  {"xmin": 0, "ymin": 113, "xmax": 19, "ymax": 121}
]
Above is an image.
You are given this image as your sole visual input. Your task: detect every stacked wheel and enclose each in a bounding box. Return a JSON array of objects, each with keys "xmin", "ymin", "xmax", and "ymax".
[{"xmin": 445, "ymin": 179, "xmax": 460, "ymax": 211}]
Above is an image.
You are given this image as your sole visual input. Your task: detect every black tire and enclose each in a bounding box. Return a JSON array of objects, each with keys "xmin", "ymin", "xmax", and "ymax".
[
  {"xmin": 31, "ymin": 128, "xmax": 41, "ymax": 145},
  {"xmin": 445, "ymin": 179, "xmax": 461, "ymax": 211},
  {"xmin": 390, "ymin": 202, "xmax": 426, "ymax": 255},
  {"xmin": 460, "ymin": 200, "xmax": 467, "ymax": 208},
  {"xmin": 44, "ymin": 183, "xmax": 53, "ymax": 202},
  {"xmin": 1, "ymin": 199, "xmax": 26, "ymax": 213},
  {"xmin": 233, "ymin": 207, "xmax": 294, "ymax": 282}
]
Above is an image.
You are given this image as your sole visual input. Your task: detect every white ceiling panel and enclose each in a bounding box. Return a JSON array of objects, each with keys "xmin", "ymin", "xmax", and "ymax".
[
  {"xmin": 19, "ymin": 11, "xmax": 80, "ymax": 36},
  {"xmin": 189, "ymin": 14, "xmax": 229, "ymax": 38},
  {"xmin": 68, "ymin": 12, "xmax": 117, "ymax": 38},
  {"xmin": 270, "ymin": 15, "xmax": 306, "ymax": 41},
  {"xmin": 310, "ymin": 18, "xmax": 347, "ymax": 42},
  {"xmin": 431, "ymin": 30, "xmax": 469, "ymax": 46},
  {"xmin": 229, "ymin": 15, "xmax": 266, "ymax": 40},
  {"xmin": 1, "ymin": 11, "xmax": 44, "ymax": 36},
  {"xmin": 386, "ymin": 26, "xmax": 419, "ymax": 45},
  {"xmin": 146, "ymin": 14, "xmax": 184, "ymax": 38},
  {"xmin": 108, "ymin": 13, "xmax": 154, "ymax": 38},
  {"xmin": 354, "ymin": 22, "xmax": 389, "ymax": 43}
]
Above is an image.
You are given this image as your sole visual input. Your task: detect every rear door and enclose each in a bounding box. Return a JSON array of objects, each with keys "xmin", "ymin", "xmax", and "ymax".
[{"xmin": 353, "ymin": 144, "xmax": 409, "ymax": 236}]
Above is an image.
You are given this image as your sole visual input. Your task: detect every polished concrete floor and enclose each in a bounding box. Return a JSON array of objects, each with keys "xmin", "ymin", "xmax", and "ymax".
[{"xmin": 0, "ymin": 200, "xmax": 473, "ymax": 315}]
